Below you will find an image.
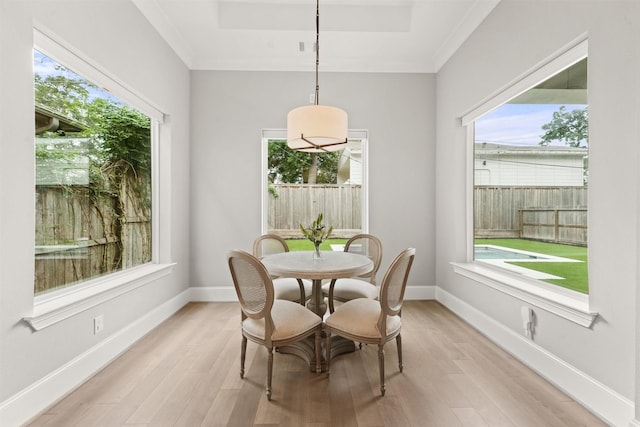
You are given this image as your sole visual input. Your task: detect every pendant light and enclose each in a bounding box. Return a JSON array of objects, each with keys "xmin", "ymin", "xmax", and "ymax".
[{"xmin": 287, "ymin": 0, "xmax": 348, "ymax": 152}]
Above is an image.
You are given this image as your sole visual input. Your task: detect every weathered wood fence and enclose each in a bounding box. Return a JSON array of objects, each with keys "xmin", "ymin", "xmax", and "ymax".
[
  {"xmin": 35, "ymin": 181, "xmax": 150, "ymax": 294},
  {"xmin": 474, "ymin": 186, "xmax": 587, "ymax": 245},
  {"xmin": 268, "ymin": 184, "xmax": 362, "ymax": 238}
]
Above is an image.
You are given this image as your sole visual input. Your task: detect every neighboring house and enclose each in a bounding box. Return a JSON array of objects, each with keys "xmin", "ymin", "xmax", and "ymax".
[
  {"xmin": 474, "ymin": 142, "xmax": 588, "ymax": 186},
  {"xmin": 336, "ymin": 140, "xmax": 363, "ymax": 185}
]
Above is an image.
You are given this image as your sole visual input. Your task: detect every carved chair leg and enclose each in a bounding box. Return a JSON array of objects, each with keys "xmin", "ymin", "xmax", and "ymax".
[
  {"xmin": 240, "ymin": 336, "xmax": 247, "ymax": 379},
  {"xmin": 315, "ymin": 329, "xmax": 321, "ymax": 373},
  {"xmin": 378, "ymin": 344, "xmax": 386, "ymax": 396},
  {"xmin": 267, "ymin": 347, "xmax": 273, "ymax": 401},
  {"xmin": 325, "ymin": 330, "xmax": 332, "ymax": 377},
  {"xmin": 396, "ymin": 334, "xmax": 403, "ymax": 373}
]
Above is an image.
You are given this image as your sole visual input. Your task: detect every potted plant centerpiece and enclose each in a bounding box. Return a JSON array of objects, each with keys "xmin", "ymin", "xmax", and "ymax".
[{"xmin": 300, "ymin": 213, "xmax": 333, "ymax": 260}]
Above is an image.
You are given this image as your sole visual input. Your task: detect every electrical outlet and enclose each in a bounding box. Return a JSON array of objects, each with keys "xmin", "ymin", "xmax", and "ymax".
[{"xmin": 94, "ymin": 315, "xmax": 104, "ymax": 334}]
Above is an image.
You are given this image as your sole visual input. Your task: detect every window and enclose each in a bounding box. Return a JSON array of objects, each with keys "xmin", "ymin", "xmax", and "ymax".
[
  {"xmin": 34, "ymin": 50, "xmax": 153, "ymax": 294},
  {"xmin": 453, "ymin": 38, "xmax": 596, "ymax": 327},
  {"xmin": 473, "ymin": 57, "xmax": 588, "ymax": 294},
  {"xmin": 26, "ymin": 29, "xmax": 173, "ymax": 330},
  {"xmin": 261, "ymin": 129, "xmax": 368, "ymax": 243}
]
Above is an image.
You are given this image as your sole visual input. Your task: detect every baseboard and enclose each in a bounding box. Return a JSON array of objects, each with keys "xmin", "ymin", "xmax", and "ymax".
[
  {"xmin": 0, "ymin": 290, "xmax": 191, "ymax": 427},
  {"xmin": 435, "ymin": 287, "xmax": 634, "ymax": 427},
  {"xmin": 189, "ymin": 284, "xmax": 436, "ymax": 302}
]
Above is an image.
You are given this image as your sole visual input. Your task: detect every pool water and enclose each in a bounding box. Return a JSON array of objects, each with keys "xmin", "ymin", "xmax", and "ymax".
[{"xmin": 474, "ymin": 245, "xmax": 544, "ymax": 260}]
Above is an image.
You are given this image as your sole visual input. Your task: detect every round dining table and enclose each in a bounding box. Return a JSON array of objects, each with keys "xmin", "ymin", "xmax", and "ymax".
[
  {"xmin": 261, "ymin": 250, "xmax": 373, "ymax": 317},
  {"xmin": 260, "ymin": 250, "xmax": 374, "ymax": 370}
]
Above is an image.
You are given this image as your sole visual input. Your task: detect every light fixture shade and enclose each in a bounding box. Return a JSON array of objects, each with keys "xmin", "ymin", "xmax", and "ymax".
[{"xmin": 287, "ymin": 104, "xmax": 348, "ymax": 152}]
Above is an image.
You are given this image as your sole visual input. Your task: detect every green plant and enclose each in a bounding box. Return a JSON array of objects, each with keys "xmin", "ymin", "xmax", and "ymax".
[{"xmin": 299, "ymin": 213, "xmax": 333, "ymax": 249}]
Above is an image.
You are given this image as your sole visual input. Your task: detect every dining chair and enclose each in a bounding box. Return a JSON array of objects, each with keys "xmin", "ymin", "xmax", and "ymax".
[
  {"xmin": 227, "ymin": 249, "xmax": 323, "ymax": 401},
  {"xmin": 324, "ymin": 247, "xmax": 415, "ymax": 396},
  {"xmin": 322, "ymin": 234, "xmax": 383, "ymax": 313},
  {"xmin": 253, "ymin": 234, "xmax": 312, "ymax": 305}
]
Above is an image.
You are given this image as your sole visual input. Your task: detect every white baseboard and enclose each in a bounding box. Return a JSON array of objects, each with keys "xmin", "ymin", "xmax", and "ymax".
[
  {"xmin": 436, "ymin": 287, "xmax": 634, "ymax": 427},
  {"xmin": 0, "ymin": 290, "xmax": 191, "ymax": 427},
  {"xmin": 189, "ymin": 284, "xmax": 436, "ymax": 302}
]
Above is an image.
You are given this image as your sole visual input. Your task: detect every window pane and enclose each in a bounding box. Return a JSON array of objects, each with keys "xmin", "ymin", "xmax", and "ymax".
[
  {"xmin": 473, "ymin": 58, "xmax": 589, "ymax": 294},
  {"xmin": 34, "ymin": 50, "xmax": 152, "ymax": 294},
  {"xmin": 266, "ymin": 138, "xmax": 364, "ymax": 242}
]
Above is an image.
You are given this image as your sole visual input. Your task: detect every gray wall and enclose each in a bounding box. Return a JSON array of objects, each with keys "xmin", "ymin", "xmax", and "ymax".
[
  {"xmin": 436, "ymin": 0, "xmax": 639, "ymax": 414},
  {"xmin": 189, "ymin": 71, "xmax": 436, "ymax": 293},
  {"xmin": 0, "ymin": 0, "xmax": 191, "ymax": 420}
]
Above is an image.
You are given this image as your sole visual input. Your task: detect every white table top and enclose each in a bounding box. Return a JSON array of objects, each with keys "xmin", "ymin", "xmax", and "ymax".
[{"xmin": 261, "ymin": 251, "xmax": 373, "ymax": 281}]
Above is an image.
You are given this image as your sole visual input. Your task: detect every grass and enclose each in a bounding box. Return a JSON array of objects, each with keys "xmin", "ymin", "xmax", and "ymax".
[
  {"xmin": 285, "ymin": 238, "xmax": 348, "ymax": 251},
  {"xmin": 475, "ymin": 238, "xmax": 589, "ymax": 294}
]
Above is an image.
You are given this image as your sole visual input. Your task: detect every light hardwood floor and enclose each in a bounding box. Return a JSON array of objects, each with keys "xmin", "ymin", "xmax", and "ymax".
[{"xmin": 27, "ymin": 301, "xmax": 606, "ymax": 426}]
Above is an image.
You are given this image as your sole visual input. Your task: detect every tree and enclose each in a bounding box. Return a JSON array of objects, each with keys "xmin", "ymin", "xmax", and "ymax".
[
  {"xmin": 539, "ymin": 106, "xmax": 588, "ymax": 147},
  {"xmin": 268, "ymin": 140, "xmax": 340, "ymax": 184}
]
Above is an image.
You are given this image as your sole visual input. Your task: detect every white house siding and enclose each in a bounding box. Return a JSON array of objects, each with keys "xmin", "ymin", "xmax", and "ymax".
[{"xmin": 474, "ymin": 144, "xmax": 587, "ymax": 186}]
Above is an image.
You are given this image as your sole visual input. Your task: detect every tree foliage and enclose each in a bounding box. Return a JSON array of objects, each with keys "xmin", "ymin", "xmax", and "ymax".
[
  {"xmin": 34, "ymin": 72, "xmax": 95, "ymax": 123},
  {"xmin": 268, "ymin": 140, "xmax": 340, "ymax": 184},
  {"xmin": 539, "ymin": 106, "xmax": 588, "ymax": 147},
  {"xmin": 34, "ymin": 62, "xmax": 151, "ymax": 183}
]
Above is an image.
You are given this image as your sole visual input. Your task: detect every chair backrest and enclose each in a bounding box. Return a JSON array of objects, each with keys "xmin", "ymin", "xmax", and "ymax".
[
  {"xmin": 253, "ymin": 234, "xmax": 290, "ymax": 259},
  {"xmin": 227, "ymin": 249, "xmax": 275, "ymax": 321},
  {"xmin": 379, "ymin": 248, "xmax": 415, "ymax": 318},
  {"xmin": 344, "ymin": 234, "xmax": 383, "ymax": 285}
]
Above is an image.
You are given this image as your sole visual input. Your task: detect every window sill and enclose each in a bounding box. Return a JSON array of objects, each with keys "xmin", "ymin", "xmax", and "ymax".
[
  {"xmin": 451, "ymin": 262, "xmax": 598, "ymax": 328},
  {"xmin": 24, "ymin": 263, "xmax": 176, "ymax": 331}
]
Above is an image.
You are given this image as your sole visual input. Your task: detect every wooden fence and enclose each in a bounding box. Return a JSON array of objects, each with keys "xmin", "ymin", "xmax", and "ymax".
[
  {"xmin": 474, "ymin": 186, "xmax": 587, "ymax": 245},
  {"xmin": 35, "ymin": 180, "xmax": 151, "ymax": 294},
  {"xmin": 268, "ymin": 184, "xmax": 362, "ymax": 238}
]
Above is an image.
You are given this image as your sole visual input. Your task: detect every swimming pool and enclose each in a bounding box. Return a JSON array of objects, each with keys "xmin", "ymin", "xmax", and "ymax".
[
  {"xmin": 473, "ymin": 244, "xmax": 581, "ymax": 280},
  {"xmin": 474, "ymin": 245, "xmax": 546, "ymax": 260}
]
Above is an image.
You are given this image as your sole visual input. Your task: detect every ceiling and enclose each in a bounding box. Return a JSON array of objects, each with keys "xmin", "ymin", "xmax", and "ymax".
[{"xmin": 132, "ymin": 0, "xmax": 501, "ymax": 73}]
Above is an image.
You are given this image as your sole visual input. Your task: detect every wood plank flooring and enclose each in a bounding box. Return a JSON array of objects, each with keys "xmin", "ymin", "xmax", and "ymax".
[{"xmin": 27, "ymin": 301, "xmax": 606, "ymax": 426}]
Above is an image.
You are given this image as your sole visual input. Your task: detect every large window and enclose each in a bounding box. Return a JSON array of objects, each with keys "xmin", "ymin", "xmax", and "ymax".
[
  {"xmin": 453, "ymin": 39, "xmax": 596, "ymax": 327},
  {"xmin": 34, "ymin": 49, "xmax": 153, "ymax": 295},
  {"xmin": 472, "ymin": 56, "xmax": 588, "ymax": 295},
  {"xmin": 261, "ymin": 130, "xmax": 368, "ymax": 243},
  {"xmin": 26, "ymin": 30, "xmax": 171, "ymax": 331}
]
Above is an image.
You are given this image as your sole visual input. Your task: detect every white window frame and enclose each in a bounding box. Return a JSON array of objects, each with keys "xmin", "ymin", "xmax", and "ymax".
[
  {"xmin": 24, "ymin": 28, "xmax": 175, "ymax": 331},
  {"xmin": 260, "ymin": 129, "xmax": 369, "ymax": 236},
  {"xmin": 452, "ymin": 35, "xmax": 598, "ymax": 328}
]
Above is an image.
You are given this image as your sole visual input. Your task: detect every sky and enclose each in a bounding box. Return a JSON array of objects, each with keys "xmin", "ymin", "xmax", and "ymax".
[
  {"xmin": 34, "ymin": 50, "xmax": 120, "ymax": 103},
  {"xmin": 474, "ymin": 103, "xmax": 587, "ymax": 147}
]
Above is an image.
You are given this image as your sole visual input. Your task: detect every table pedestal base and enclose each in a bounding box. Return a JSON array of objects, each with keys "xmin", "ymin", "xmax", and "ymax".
[{"xmin": 278, "ymin": 335, "xmax": 356, "ymax": 372}]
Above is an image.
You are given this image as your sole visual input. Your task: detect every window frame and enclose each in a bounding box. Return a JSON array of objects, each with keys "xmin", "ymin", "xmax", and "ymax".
[
  {"xmin": 451, "ymin": 35, "xmax": 597, "ymax": 328},
  {"xmin": 24, "ymin": 28, "xmax": 175, "ymax": 331},
  {"xmin": 261, "ymin": 129, "xmax": 369, "ymax": 236}
]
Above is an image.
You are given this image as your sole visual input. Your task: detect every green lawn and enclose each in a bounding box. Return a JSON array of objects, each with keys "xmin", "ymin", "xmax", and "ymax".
[
  {"xmin": 285, "ymin": 238, "xmax": 348, "ymax": 251},
  {"xmin": 475, "ymin": 239, "xmax": 588, "ymax": 294}
]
